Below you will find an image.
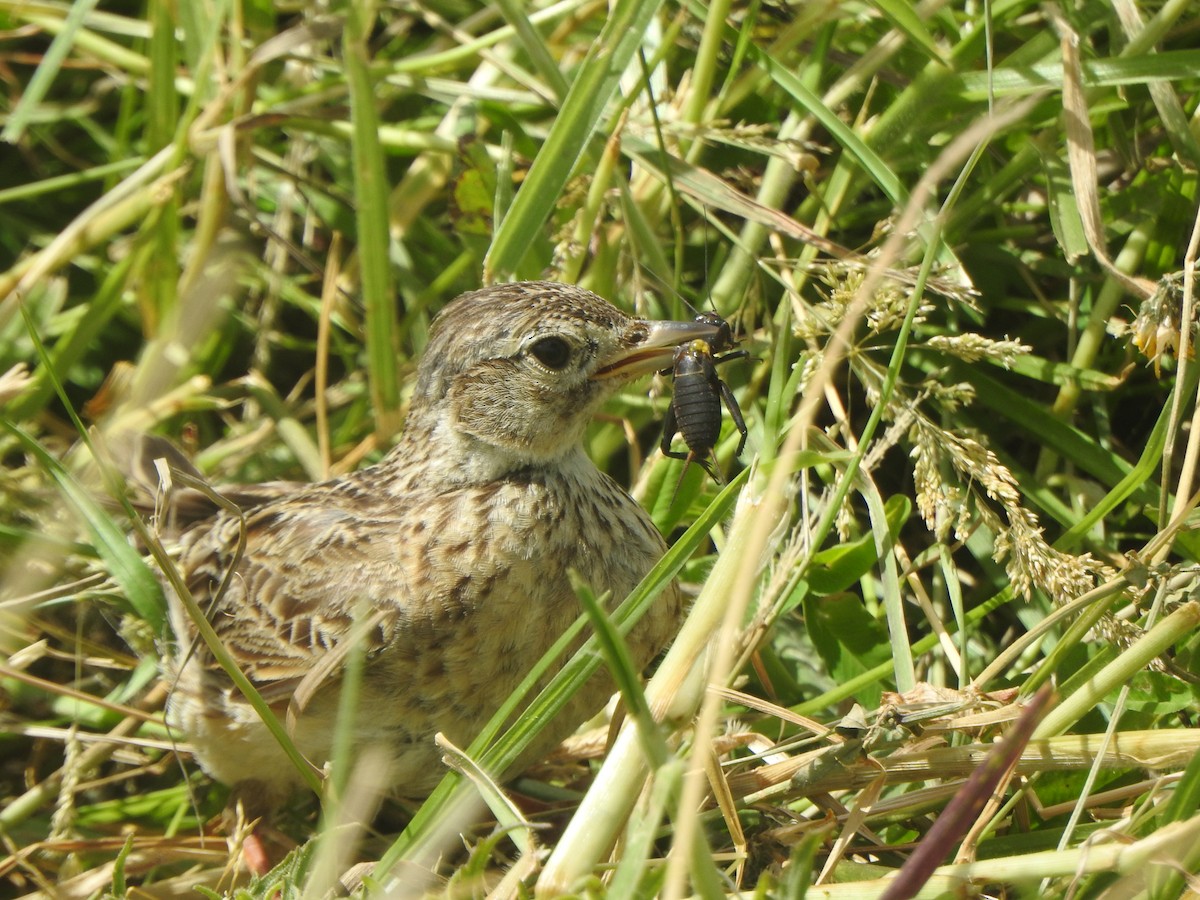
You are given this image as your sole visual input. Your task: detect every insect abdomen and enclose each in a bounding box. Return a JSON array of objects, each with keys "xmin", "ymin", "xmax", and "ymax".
[{"xmin": 673, "ymin": 368, "xmax": 722, "ymax": 452}]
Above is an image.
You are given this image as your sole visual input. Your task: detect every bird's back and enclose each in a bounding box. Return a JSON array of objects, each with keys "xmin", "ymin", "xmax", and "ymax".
[{"xmin": 163, "ymin": 448, "xmax": 680, "ymax": 799}]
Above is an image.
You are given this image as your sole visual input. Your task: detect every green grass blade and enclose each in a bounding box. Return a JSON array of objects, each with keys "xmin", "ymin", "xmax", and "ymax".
[
  {"xmin": 1, "ymin": 0, "xmax": 100, "ymax": 142},
  {"xmin": 5, "ymin": 422, "xmax": 164, "ymax": 631},
  {"xmin": 345, "ymin": 1, "xmax": 401, "ymax": 435},
  {"xmin": 484, "ymin": 0, "xmax": 668, "ymax": 279}
]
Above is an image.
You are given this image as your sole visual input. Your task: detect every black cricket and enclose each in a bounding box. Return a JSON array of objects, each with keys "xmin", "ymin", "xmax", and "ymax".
[{"xmin": 661, "ymin": 311, "xmax": 749, "ymax": 480}]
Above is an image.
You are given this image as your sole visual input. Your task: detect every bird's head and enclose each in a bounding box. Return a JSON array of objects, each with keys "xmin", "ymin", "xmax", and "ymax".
[{"xmin": 406, "ymin": 282, "xmax": 721, "ymax": 471}]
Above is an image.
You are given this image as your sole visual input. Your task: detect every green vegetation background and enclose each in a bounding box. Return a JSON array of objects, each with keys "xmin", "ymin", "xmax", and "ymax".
[{"xmin": 1, "ymin": 1, "xmax": 1199, "ymax": 896}]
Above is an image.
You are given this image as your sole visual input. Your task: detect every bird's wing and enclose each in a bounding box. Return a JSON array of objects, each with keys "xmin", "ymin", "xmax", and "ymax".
[{"xmin": 170, "ymin": 494, "xmax": 414, "ymax": 689}]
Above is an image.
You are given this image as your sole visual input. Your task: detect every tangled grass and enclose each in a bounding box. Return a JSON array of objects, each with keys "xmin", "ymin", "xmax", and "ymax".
[{"xmin": 1, "ymin": 1, "xmax": 1199, "ymax": 896}]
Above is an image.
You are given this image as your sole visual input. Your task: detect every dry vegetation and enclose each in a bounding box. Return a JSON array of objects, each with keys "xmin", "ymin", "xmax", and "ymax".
[{"xmin": 1, "ymin": 0, "xmax": 1199, "ymax": 897}]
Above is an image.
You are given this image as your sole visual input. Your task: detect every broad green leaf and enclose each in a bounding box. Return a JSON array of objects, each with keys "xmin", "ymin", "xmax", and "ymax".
[
  {"xmin": 807, "ymin": 495, "xmax": 911, "ymax": 596},
  {"xmin": 802, "ymin": 592, "xmax": 892, "ymax": 707}
]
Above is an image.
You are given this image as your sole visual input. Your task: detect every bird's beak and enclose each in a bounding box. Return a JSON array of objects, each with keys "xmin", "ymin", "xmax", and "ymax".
[{"xmin": 593, "ymin": 318, "xmax": 725, "ymax": 381}]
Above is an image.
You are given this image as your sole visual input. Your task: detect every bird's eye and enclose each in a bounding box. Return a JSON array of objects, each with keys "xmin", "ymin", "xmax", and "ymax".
[{"xmin": 530, "ymin": 336, "xmax": 572, "ymax": 370}]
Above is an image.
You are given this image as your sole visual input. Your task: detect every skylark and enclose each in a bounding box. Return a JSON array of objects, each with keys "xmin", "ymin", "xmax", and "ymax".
[{"xmin": 156, "ymin": 281, "xmax": 720, "ymax": 813}]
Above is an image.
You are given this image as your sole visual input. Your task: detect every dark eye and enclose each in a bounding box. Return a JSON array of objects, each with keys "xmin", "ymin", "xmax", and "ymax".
[{"xmin": 530, "ymin": 336, "xmax": 572, "ymax": 370}]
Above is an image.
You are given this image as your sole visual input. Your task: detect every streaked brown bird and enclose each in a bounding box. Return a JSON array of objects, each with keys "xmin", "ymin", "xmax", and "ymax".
[{"xmin": 158, "ymin": 281, "xmax": 720, "ymax": 815}]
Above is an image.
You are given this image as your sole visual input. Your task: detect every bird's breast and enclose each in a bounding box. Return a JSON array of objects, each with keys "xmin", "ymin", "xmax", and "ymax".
[{"xmin": 432, "ymin": 471, "xmax": 665, "ymax": 606}]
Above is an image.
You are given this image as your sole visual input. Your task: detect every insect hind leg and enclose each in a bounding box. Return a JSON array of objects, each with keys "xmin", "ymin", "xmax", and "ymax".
[
  {"xmin": 717, "ymin": 379, "xmax": 749, "ymax": 458},
  {"xmin": 659, "ymin": 401, "xmax": 687, "ymax": 460}
]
